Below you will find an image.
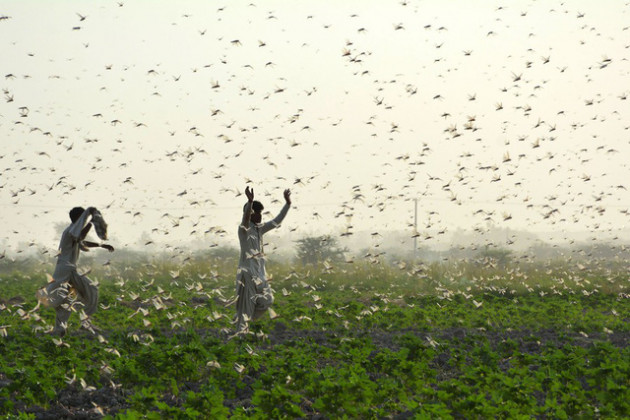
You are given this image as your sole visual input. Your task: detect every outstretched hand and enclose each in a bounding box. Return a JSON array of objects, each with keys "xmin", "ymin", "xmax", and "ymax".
[
  {"xmin": 101, "ymin": 244, "xmax": 115, "ymax": 252},
  {"xmin": 284, "ymin": 189, "xmax": 292, "ymax": 205},
  {"xmin": 245, "ymin": 186, "xmax": 254, "ymax": 202}
]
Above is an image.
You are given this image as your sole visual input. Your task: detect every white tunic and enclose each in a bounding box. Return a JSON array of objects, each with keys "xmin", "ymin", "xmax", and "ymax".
[
  {"xmin": 42, "ymin": 208, "xmax": 98, "ymax": 315},
  {"xmin": 53, "ymin": 208, "xmax": 92, "ymax": 283},
  {"xmin": 236, "ymin": 202, "xmax": 290, "ymax": 292}
]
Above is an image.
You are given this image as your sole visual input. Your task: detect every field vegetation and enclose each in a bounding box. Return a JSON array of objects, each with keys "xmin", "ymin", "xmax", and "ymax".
[{"xmin": 0, "ymin": 243, "xmax": 628, "ymax": 418}]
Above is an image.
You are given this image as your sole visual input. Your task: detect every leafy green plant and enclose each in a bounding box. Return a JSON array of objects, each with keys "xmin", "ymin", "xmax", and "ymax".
[{"xmin": 0, "ymin": 256, "xmax": 628, "ymax": 418}]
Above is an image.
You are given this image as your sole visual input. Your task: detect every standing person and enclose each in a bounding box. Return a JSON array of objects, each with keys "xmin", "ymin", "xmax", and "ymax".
[
  {"xmin": 37, "ymin": 207, "xmax": 113, "ymax": 336},
  {"xmin": 233, "ymin": 186, "xmax": 291, "ymax": 335}
]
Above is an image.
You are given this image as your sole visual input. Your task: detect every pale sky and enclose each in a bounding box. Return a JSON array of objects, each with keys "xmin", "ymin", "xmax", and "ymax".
[{"xmin": 1, "ymin": 0, "xmax": 629, "ymax": 255}]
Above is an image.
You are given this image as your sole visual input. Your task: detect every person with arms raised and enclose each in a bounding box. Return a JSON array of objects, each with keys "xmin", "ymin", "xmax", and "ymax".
[{"xmin": 233, "ymin": 186, "xmax": 291, "ymax": 336}]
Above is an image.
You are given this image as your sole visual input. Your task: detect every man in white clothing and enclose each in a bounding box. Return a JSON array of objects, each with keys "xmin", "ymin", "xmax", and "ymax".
[
  {"xmin": 38, "ymin": 207, "xmax": 113, "ymax": 336},
  {"xmin": 234, "ymin": 186, "xmax": 291, "ymax": 335}
]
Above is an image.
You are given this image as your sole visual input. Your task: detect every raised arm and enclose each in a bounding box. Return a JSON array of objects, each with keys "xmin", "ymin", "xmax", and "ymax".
[
  {"xmin": 261, "ymin": 189, "xmax": 291, "ymax": 234},
  {"xmin": 241, "ymin": 186, "xmax": 254, "ymax": 229},
  {"xmin": 68, "ymin": 207, "xmax": 95, "ymax": 239}
]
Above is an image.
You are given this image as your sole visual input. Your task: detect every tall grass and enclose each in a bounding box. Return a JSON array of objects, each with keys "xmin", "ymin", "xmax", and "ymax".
[{"xmin": 1, "ymin": 249, "xmax": 628, "ymax": 301}]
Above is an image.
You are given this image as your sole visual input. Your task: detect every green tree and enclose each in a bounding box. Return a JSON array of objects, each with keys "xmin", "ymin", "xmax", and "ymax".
[{"xmin": 295, "ymin": 235, "xmax": 347, "ymax": 266}]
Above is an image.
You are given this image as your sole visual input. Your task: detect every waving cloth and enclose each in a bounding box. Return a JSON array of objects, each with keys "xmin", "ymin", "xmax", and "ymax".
[{"xmin": 91, "ymin": 209, "xmax": 108, "ymax": 240}]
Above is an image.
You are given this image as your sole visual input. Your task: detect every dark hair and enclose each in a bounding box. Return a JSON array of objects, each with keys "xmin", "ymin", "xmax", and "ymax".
[
  {"xmin": 69, "ymin": 207, "xmax": 85, "ymax": 223},
  {"xmin": 252, "ymin": 200, "xmax": 264, "ymax": 213},
  {"xmin": 243, "ymin": 200, "xmax": 264, "ymax": 214}
]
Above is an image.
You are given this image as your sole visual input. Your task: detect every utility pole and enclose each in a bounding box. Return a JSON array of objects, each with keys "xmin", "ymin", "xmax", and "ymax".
[{"xmin": 413, "ymin": 198, "xmax": 418, "ymax": 260}]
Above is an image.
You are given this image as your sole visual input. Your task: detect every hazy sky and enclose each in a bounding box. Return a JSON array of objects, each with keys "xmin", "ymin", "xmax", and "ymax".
[{"xmin": 1, "ymin": 0, "xmax": 629, "ymax": 254}]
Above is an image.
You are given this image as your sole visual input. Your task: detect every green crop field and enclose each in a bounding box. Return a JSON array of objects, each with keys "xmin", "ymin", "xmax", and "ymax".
[{"xmin": 1, "ymin": 253, "xmax": 628, "ymax": 419}]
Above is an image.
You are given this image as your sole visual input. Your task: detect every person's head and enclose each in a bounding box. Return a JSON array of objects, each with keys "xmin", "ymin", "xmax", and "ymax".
[
  {"xmin": 69, "ymin": 207, "xmax": 85, "ymax": 223},
  {"xmin": 244, "ymin": 200, "xmax": 264, "ymax": 224}
]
